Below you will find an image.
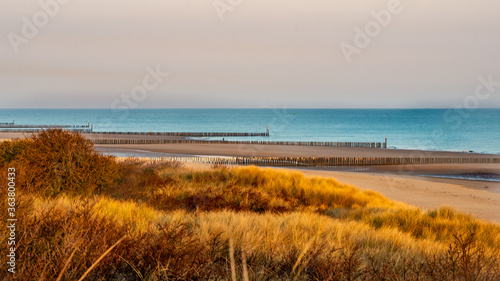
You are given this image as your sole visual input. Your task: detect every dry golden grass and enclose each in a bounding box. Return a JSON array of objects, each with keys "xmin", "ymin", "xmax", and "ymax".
[
  {"xmin": 0, "ymin": 131, "xmax": 499, "ymax": 280},
  {"xmin": 3, "ymin": 188, "xmax": 498, "ymax": 280}
]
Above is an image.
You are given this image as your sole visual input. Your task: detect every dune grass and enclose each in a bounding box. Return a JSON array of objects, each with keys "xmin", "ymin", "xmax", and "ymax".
[{"xmin": 0, "ymin": 130, "xmax": 499, "ymax": 280}]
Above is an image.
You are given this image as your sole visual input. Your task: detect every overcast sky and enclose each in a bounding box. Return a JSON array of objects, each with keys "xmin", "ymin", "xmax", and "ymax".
[{"xmin": 1, "ymin": 0, "xmax": 500, "ymax": 108}]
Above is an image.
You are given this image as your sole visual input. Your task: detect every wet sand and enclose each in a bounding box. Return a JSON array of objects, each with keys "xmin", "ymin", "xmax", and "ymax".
[{"xmin": 94, "ymin": 143, "xmax": 500, "ymax": 158}]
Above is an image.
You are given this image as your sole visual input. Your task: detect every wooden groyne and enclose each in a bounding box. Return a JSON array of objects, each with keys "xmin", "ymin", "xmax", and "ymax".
[
  {"xmin": 116, "ymin": 156, "xmax": 500, "ymax": 167},
  {"xmin": 100, "ymin": 125, "xmax": 270, "ymax": 137},
  {"xmin": 0, "ymin": 121, "xmax": 93, "ymax": 132},
  {"xmin": 92, "ymin": 139, "xmax": 386, "ymax": 148},
  {"xmin": 94, "ymin": 131, "xmax": 269, "ymax": 137},
  {"xmin": 0, "ymin": 121, "xmax": 268, "ymax": 137}
]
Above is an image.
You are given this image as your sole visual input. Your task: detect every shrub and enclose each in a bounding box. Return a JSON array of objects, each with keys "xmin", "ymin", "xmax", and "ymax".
[{"xmin": 8, "ymin": 129, "xmax": 120, "ymax": 196}]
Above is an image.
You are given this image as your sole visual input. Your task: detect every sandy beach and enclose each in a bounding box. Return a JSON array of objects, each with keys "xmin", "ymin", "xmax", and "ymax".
[
  {"xmin": 296, "ymin": 167, "xmax": 500, "ymax": 222},
  {"xmin": 94, "ymin": 142, "xmax": 500, "ymax": 158},
  {"xmin": 297, "ymin": 163, "xmax": 500, "ymax": 193}
]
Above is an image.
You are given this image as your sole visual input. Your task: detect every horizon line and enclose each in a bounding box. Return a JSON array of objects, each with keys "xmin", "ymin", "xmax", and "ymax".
[{"xmin": 1, "ymin": 107, "xmax": 500, "ymax": 110}]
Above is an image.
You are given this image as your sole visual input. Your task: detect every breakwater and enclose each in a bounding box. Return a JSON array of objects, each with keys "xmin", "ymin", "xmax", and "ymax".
[
  {"xmin": 116, "ymin": 156, "xmax": 500, "ymax": 167},
  {"xmin": 92, "ymin": 138, "xmax": 386, "ymax": 148},
  {"xmin": 0, "ymin": 122, "xmax": 93, "ymax": 132},
  {"xmin": 94, "ymin": 131, "xmax": 269, "ymax": 137}
]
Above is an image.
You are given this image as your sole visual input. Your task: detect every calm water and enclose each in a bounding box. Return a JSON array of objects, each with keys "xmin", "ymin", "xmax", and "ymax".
[
  {"xmin": 424, "ymin": 174, "xmax": 500, "ymax": 183},
  {"xmin": 1, "ymin": 109, "xmax": 499, "ymax": 154}
]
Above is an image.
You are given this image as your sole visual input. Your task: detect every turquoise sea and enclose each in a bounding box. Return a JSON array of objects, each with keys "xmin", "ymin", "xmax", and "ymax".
[{"xmin": 0, "ymin": 109, "xmax": 499, "ymax": 154}]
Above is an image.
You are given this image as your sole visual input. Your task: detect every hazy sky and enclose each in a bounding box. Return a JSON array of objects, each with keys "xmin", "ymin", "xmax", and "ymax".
[{"xmin": 1, "ymin": 0, "xmax": 500, "ymax": 108}]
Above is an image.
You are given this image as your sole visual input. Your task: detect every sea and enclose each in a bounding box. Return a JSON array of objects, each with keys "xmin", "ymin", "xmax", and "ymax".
[{"xmin": 0, "ymin": 108, "xmax": 499, "ymax": 155}]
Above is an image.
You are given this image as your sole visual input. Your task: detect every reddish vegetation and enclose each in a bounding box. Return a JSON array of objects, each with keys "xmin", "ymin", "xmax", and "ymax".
[{"xmin": 1, "ymin": 130, "xmax": 120, "ymax": 196}]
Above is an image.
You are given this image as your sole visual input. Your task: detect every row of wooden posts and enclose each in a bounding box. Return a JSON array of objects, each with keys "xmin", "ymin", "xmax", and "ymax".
[
  {"xmin": 92, "ymin": 138, "xmax": 386, "ymax": 148},
  {"xmin": 0, "ymin": 124, "xmax": 92, "ymax": 129},
  {"xmin": 0, "ymin": 123, "xmax": 269, "ymax": 137},
  {"xmin": 116, "ymin": 156, "xmax": 500, "ymax": 167},
  {"xmin": 0, "ymin": 122, "xmax": 94, "ymax": 133},
  {"xmin": 0, "ymin": 125, "xmax": 387, "ymax": 148},
  {"xmin": 0, "ymin": 130, "xmax": 267, "ymax": 137},
  {"xmin": 96, "ymin": 131, "xmax": 269, "ymax": 137}
]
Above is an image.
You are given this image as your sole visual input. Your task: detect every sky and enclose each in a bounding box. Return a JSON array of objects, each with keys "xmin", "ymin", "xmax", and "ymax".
[{"xmin": 1, "ymin": 0, "xmax": 500, "ymax": 108}]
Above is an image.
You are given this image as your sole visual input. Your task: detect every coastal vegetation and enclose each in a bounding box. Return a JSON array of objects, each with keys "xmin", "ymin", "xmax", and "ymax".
[{"xmin": 0, "ymin": 130, "xmax": 499, "ymax": 280}]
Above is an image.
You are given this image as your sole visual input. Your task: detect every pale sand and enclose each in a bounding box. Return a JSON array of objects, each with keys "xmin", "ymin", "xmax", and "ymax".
[
  {"xmin": 298, "ymin": 169, "xmax": 500, "ymax": 223},
  {"xmin": 297, "ymin": 164, "xmax": 500, "ymax": 194},
  {"xmin": 184, "ymin": 162, "xmax": 500, "ymax": 223}
]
